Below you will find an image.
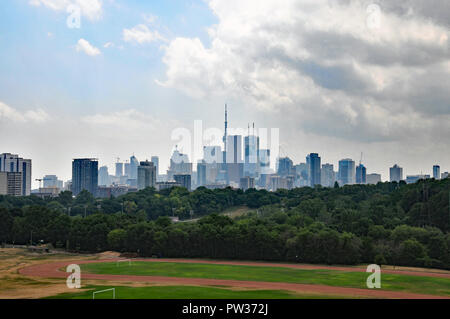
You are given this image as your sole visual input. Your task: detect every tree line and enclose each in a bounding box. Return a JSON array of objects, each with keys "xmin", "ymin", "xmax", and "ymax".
[{"xmin": 0, "ymin": 178, "xmax": 448, "ymax": 269}]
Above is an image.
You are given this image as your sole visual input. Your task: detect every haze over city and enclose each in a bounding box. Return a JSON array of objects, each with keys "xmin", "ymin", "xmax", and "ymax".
[{"xmin": 0, "ymin": 0, "xmax": 449, "ymax": 188}]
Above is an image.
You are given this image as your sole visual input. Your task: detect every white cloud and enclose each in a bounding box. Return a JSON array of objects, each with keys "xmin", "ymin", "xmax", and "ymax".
[
  {"xmin": 122, "ymin": 24, "xmax": 166, "ymax": 44},
  {"xmin": 0, "ymin": 101, "xmax": 50, "ymax": 123},
  {"xmin": 158, "ymin": 0, "xmax": 450, "ymax": 144},
  {"xmin": 103, "ymin": 42, "xmax": 114, "ymax": 48},
  {"xmin": 29, "ymin": 0, "xmax": 103, "ymax": 21},
  {"xmin": 75, "ymin": 38, "xmax": 101, "ymax": 56}
]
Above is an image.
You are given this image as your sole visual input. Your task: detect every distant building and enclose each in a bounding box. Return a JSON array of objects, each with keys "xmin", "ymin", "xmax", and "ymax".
[
  {"xmin": 115, "ymin": 162, "xmax": 123, "ymax": 177},
  {"xmin": 244, "ymin": 132, "xmax": 259, "ymax": 178},
  {"xmin": 338, "ymin": 159, "xmax": 355, "ymax": 185},
  {"xmin": 174, "ymin": 174, "xmax": 191, "ymax": 191},
  {"xmin": 433, "ymin": 165, "xmax": 440, "ymax": 180},
  {"xmin": 356, "ymin": 164, "xmax": 367, "ymax": 184},
  {"xmin": 442, "ymin": 172, "xmax": 449, "ymax": 179},
  {"xmin": 97, "ymin": 185, "xmax": 137, "ymax": 198},
  {"xmin": 0, "ymin": 153, "xmax": 32, "ymax": 196},
  {"xmin": 203, "ymin": 146, "xmax": 222, "ymax": 164},
  {"xmin": 258, "ymin": 173, "xmax": 271, "ymax": 189},
  {"xmin": 98, "ymin": 166, "xmax": 110, "ymax": 186},
  {"xmin": 306, "ymin": 153, "xmax": 321, "ymax": 187},
  {"xmin": 366, "ymin": 173, "xmax": 382, "ymax": 185},
  {"xmin": 240, "ymin": 176, "xmax": 255, "ymax": 191},
  {"xmin": 0, "ymin": 172, "xmax": 6, "ymax": 195},
  {"xmin": 321, "ymin": 164, "xmax": 335, "ymax": 187},
  {"xmin": 0, "ymin": 171, "xmax": 22, "ymax": 196},
  {"xmin": 43, "ymin": 175, "xmax": 63, "ymax": 190},
  {"xmin": 151, "ymin": 156, "xmax": 159, "ymax": 178},
  {"xmin": 258, "ymin": 149, "xmax": 271, "ymax": 175},
  {"xmin": 33, "ymin": 186, "xmax": 60, "ymax": 198},
  {"xmin": 167, "ymin": 149, "xmax": 192, "ymax": 180},
  {"xmin": 197, "ymin": 162, "xmax": 207, "ymax": 187},
  {"xmin": 72, "ymin": 158, "xmax": 98, "ymax": 196},
  {"xmin": 156, "ymin": 181, "xmax": 182, "ymax": 191},
  {"xmin": 226, "ymin": 135, "xmax": 244, "ymax": 184},
  {"xmin": 406, "ymin": 175, "xmax": 430, "ymax": 184},
  {"xmin": 137, "ymin": 161, "xmax": 156, "ymax": 190},
  {"xmin": 270, "ymin": 175, "xmax": 289, "ymax": 191},
  {"xmin": 390, "ymin": 164, "xmax": 403, "ymax": 182},
  {"xmin": 277, "ymin": 157, "xmax": 294, "ymax": 177},
  {"xmin": 294, "ymin": 163, "xmax": 309, "ymax": 187}
]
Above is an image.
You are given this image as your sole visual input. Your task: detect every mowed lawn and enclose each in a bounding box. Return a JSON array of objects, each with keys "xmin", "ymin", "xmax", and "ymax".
[
  {"xmin": 46, "ymin": 285, "xmax": 346, "ymax": 299},
  {"xmin": 81, "ymin": 261, "xmax": 450, "ymax": 297}
]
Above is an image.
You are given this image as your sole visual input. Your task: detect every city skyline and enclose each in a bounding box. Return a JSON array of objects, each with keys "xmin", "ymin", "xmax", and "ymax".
[{"xmin": 0, "ymin": 1, "xmax": 449, "ymax": 188}]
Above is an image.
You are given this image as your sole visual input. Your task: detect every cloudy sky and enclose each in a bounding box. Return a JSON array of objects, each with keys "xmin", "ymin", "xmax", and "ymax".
[{"xmin": 0, "ymin": 0, "xmax": 449, "ymax": 188}]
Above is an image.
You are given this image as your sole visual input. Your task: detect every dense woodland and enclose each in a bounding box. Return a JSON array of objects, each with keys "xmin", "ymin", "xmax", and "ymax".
[{"xmin": 0, "ymin": 178, "xmax": 449, "ymax": 269}]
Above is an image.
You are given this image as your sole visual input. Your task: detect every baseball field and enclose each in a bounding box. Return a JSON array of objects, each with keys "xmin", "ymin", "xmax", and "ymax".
[{"xmin": 1, "ymin": 248, "xmax": 450, "ymax": 299}]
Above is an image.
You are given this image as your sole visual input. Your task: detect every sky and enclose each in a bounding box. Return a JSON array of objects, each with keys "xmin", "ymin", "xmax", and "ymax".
[{"xmin": 0, "ymin": 0, "xmax": 449, "ymax": 188}]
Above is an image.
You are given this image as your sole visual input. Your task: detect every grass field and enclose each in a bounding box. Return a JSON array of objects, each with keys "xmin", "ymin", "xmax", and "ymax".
[
  {"xmin": 81, "ymin": 261, "xmax": 450, "ymax": 297},
  {"xmin": 46, "ymin": 285, "xmax": 350, "ymax": 299}
]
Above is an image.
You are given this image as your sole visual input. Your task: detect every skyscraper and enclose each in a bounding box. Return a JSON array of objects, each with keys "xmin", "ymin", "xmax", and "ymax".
[
  {"xmin": 321, "ymin": 163, "xmax": 335, "ymax": 187},
  {"xmin": 258, "ymin": 149, "xmax": 271, "ymax": 175},
  {"xmin": 433, "ymin": 165, "xmax": 440, "ymax": 180},
  {"xmin": 151, "ymin": 156, "xmax": 159, "ymax": 178},
  {"xmin": 244, "ymin": 124, "xmax": 260, "ymax": 178},
  {"xmin": 115, "ymin": 162, "xmax": 123, "ymax": 177},
  {"xmin": 306, "ymin": 153, "xmax": 321, "ymax": 187},
  {"xmin": 72, "ymin": 158, "xmax": 98, "ymax": 196},
  {"xmin": 174, "ymin": 174, "xmax": 192, "ymax": 191},
  {"xmin": 240, "ymin": 176, "xmax": 255, "ymax": 191},
  {"xmin": 390, "ymin": 164, "xmax": 403, "ymax": 182},
  {"xmin": 197, "ymin": 162, "xmax": 207, "ymax": 187},
  {"xmin": 338, "ymin": 159, "xmax": 355, "ymax": 185},
  {"xmin": 167, "ymin": 149, "xmax": 192, "ymax": 180},
  {"xmin": 226, "ymin": 135, "xmax": 243, "ymax": 183},
  {"xmin": 0, "ymin": 153, "xmax": 32, "ymax": 196},
  {"xmin": 98, "ymin": 166, "xmax": 110, "ymax": 186},
  {"xmin": 137, "ymin": 161, "xmax": 156, "ymax": 190},
  {"xmin": 277, "ymin": 157, "xmax": 294, "ymax": 177},
  {"xmin": 203, "ymin": 146, "xmax": 222, "ymax": 164},
  {"xmin": 356, "ymin": 164, "xmax": 367, "ymax": 184}
]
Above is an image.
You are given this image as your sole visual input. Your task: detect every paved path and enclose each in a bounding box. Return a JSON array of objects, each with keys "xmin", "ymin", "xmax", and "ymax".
[{"xmin": 19, "ymin": 259, "xmax": 450, "ymax": 299}]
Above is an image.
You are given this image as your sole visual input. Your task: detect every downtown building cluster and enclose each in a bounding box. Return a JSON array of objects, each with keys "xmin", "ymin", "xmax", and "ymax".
[{"xmin": 2, "ymin": 106, "xmax": 449, "ymax": 198}]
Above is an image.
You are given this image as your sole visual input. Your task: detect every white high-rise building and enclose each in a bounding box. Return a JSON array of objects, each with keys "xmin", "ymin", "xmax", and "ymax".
[{"xmin": 0, "ymin": 153, "xmax": 32, "ymax": 196}]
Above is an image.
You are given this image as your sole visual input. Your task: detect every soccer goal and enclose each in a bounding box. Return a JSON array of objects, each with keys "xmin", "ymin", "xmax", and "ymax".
[
  {"xmin": 92, "ymin": 288, "xmax": 115, "ymax": 299},
  {"xmin": 116, "ymin": 259, "xmax": 132, "ymax": 266}
]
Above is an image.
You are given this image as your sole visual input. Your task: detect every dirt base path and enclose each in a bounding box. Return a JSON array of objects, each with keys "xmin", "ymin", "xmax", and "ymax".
[{"xmin": 19, "ymin": 259, "xmax": 450, "ymax": 299}]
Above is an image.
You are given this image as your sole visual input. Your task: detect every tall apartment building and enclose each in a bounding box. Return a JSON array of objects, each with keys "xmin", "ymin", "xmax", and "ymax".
[
  {"xmin": 390, "ymin": 164, "xmax": 403, "ymax": 182},
  {"xmin": 137, "ymin": 161, "xmax": 156, "ymax": 190},
  {"xmin": 72, "ymin": 158, "xmax": 98, "ymax": 196},
  {"xmin": 338, "ymin": 158, "xmax": 356, "ymax": 185},
  {"xmin": 0, "ymin": 153, "xmax": 32, "ymax": 196},
  {"xmin": 321, "ymin": 164, "xmax": 335, "ymax": 187},
  {"xmin": 356, "ymin": 164, "xmax": 367, "ymax": 184},
  {"xmin": 306, "ymin": 153, "xmax": 321, "ymax": 187},
  {"xmin": 433, "ymin": 165, "xmax": 440, "ymax": 180}
]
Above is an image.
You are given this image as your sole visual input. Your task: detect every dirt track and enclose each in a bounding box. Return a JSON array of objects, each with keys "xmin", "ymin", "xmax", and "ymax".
[{"xmin": 19, "ymin": 258, "xmax": 450, "ymax": 299}]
